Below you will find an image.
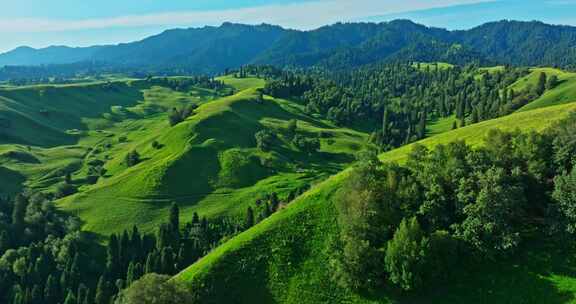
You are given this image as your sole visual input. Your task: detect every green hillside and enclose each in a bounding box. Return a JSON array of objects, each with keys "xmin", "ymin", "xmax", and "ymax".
[
  {"xmin": 518, "ymin": 69, "xmax": 576, "ymax": 111},
  {"xmin": 0, "ymin": 77, "xmax": 221, "ymax": 195},
  {"xmin": 174, "ymin": 102, "xmax": 576, "ymax": 304},
  {"xmin": 57, "ymin": 77, "xmax": 370, "ymax": 234}
]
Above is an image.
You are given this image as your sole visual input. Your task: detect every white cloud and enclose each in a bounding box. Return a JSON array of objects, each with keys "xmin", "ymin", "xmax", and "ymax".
[{"xmin": 0, "ymin": 0, "xmax": 494, "ymax": 33}]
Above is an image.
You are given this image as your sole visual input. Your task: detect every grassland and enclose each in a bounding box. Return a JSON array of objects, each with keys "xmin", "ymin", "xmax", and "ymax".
[
  {"xmin": 174, "ymin": 101, "xmax": 576, "ymax": 304},
  {"xmin": 0, "ymin": 77, "xmax": 219, "ymax": 195},
  {"xmin": 44, "ymin": 76, "xmax": 370, "ymax": 234},
  {"xmin": 517, "ymin": 68, "xmax": 576, "ymax": 112}
]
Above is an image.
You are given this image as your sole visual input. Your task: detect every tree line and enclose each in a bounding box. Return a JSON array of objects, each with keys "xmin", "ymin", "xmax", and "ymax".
[
  {"xmin": 264, "ymin": 62, "xmax": 558, "ymax": 152},
  {"xmin": 0, "ymin": 180, "xmax": 306, "ymax": 304}
]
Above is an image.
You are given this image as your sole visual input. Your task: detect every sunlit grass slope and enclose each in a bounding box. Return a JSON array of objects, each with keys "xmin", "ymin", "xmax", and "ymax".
[
  {"xmin": 383, "ymin": 102, "xmax": 576, "ymax": 164},
  {"xmin": 518, "ymin": 69, "xmax": 576, "ymax": 112},
  {"xmin": 0, "ymin": 78, "xmax": 218, "ymax": 195},
  {"xmin": 175, "ymin": 102, "xmax": 576, "ymax": 304},
  {"xmin": 58, "ymin": 77, "xmax": 369, "ymax": 235}
]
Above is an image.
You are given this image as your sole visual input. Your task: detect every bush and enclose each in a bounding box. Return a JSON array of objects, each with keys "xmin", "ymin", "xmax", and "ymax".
[
  {"xmin": 255, "ymin": 130, "xmax": 275, "ymax": 151},
  {"xmin": 125, "ymin": 151, "xmax": 141, "ymax": 167},
  {"xmin": 385, "ymin": 217, "xmax": 428, "ymax": 291},
  {"xmin": 114, "ymin": 274, "xmax": 192, "ymax": 304},
  {"xmin": 292, "ymin": 135, "xmax": 320, "ymax": 155},
  {"xmin": 55, "ymin": 183, "xmax": 77, "ymax": 198}
]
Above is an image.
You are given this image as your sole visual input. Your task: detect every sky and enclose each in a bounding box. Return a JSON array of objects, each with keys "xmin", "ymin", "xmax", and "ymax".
[{"xmin": 0, "ymin": 0, "xmax": 575, "ymax": 53}]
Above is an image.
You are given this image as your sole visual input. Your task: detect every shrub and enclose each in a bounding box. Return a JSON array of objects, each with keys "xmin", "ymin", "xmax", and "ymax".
[{"xmin": 114, "ymin": 274, "xmax": 192, "ymax": 304}]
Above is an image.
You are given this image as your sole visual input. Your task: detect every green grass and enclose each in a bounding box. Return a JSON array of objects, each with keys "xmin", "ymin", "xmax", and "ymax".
[
  {"xmin": 412, "ymin": 62, "xmax": 454, "ymax": 71},
  {"xmin": 56, "ymin": 77, "xmax": 369, "ymax": 234},
  {"xmin": 383, "ymin": 102, "xmax": 576, "ymax": 164},
  {"xmin": 174, "ymin": 102, "xmax": 576, "ymax": 304},
  {"xmin": 0, "ymin": 77, "xmax": 222, "ymax": 196},
  {"xmin": 509, "ymin": 67, "xmax": 570, "ymax": 92},
  {"xmin": 426, "ymin": 115, "xmax": 457, "ymax": 136},
  {"xmin": 518, "ymin": 69, "xmax": 576, "ymax": 112}
]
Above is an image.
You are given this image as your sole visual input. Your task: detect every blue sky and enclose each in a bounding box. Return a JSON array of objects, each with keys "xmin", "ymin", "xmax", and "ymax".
[{"xmin": 0, "ymin": 0, "xmax": 575, "ymax": 53}]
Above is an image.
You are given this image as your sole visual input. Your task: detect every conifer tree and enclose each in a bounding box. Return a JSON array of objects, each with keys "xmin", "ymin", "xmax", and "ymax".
[{"xmin": 245, "ymin": 207, "xmax": 255, "ymax": 229}]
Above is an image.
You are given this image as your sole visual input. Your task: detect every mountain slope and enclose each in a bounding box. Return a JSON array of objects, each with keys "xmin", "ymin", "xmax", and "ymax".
[
  {"xmin": 0, "ymin": 45, "xmax": 104, "ymax": 66},
  {"xmin": 174, "ymin": 101, "xmax": 576, "ymax": 304},
  {"xmin": 57, "ymin": 76, "xmax": 370, "ymax": 234},
  {"xmin": 3, "ymin": 20, "xmax": 576, "ymax": 73}
]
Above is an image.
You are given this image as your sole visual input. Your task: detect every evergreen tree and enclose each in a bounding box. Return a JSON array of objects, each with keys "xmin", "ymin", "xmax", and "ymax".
[
  {"xmin": 12, "ymin": 194, "xmax": 28, "ymax": 237},
  {"xmin": 44, "ymin": 274, "xmax": 59, "ymax": 303},
  {"xmin": 64, "ymin": 290, "xmax": 77, "ymax": 304},
  {"xmin": 245, "ymin": 207, "xmax": 255, "ymax": 229},
  {"xmin": 106, "ymin": 234, "xmax": 120, "ymax": 278},
  {"xmin": 94, "ymin": 276, "xmax": 111, "ymax": 304},
  {"xmin": 536, "ymin": 72, "xmax": 547, "ymax": 95},
  {"xmin": 547, "ymin": 74, "xmax": 559, "ymax": 90},
  {"xmin": 0, "ymin": 230, "xmax": 10, "ymax": 252},
  {"xmin": 169, "ymin": 203, "xmax": 180, "ymax": 243}
]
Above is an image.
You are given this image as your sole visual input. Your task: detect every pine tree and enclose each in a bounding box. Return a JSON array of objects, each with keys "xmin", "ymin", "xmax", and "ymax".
[
  {"xmin": 44, "ymin": 274, "xmax": 59, "ymax": 304},
  {"xmin": 106, "ymin": 234, "xmax": 120, "ymax": 279},
  {"xmin": 76, "ymin": 284, "xmax": 89, "ymax": 304},
  {"xmin": 192, "ymin": 212, "xmax": 200, "ymax": 224},
  {"xmin": 31, "ymin": 285, "xmax": 43, "ymax": 304},
  {"xmin": 12, "ymin": 194, "xmax": 28, "ymax": 237},
  {"xmin": 245, "ymin": 207, "xmax": 255, "ymax": 229},
  {"xmin": 160, "ymin": 247, "xmax": 175, "ymax": 275},
  {"xmin": 169, "ymin": 202, "xmax": 180, "ymax": 245},
  {"xmin": 0, "ymin": 230, "xmax": 11, "ymax": 253},
  {"xmin": 64, "ymin": 290, "xmax": 77, "ymax": 304},
  {"xmin": 536, "ymin": 72, "xmax": 547, "ymax": 95},
  {"xmin": 126, "ymin": 262, "xmax": 136, "ymax": 286},
  {"xmin": 94, "ymin": 276, "xmax": 110, "ymax": 304}
]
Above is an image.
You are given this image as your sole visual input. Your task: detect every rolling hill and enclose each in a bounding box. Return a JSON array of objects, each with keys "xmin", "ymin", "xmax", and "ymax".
[
  {"xmin": 174, "ymin": 101, "xmax": 576, "ymax": 304},
  {"xmin": 51, "ymin": 76, "xmax": 370, "ymax": 234}
]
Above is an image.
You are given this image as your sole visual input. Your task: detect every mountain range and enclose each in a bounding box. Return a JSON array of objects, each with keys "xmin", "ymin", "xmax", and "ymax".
[{"xmin": 1, "ymin": 19, "xmax": 576, "ymax": 74}]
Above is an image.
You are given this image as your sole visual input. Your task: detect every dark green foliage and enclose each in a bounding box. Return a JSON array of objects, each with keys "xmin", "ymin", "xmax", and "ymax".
[
  {"xmin": 64, "ymin": 290, "xmax": 77, "ymax": 304},
  {"xmin": 385, "ymin": 217, "xmax": 428, "ymax": 291},
  {"xmin": 332, "ymin": 113, "xmax": 576, "ymax": 293},
  {"xmin": 292, "ymin": 135, "xmax": 321, "ymax": 155},
  {"xmin": 536, "ymin": 72, "xmax": 547, "ymax": 95},
  {"xmin": 168, "ymin": 105, "xmax": 197, "ymax": 126},
  {"xmin": 11, "ymin": 194, "xmax": 27, "ymax": 236},
  {"xmin": 547, "ymin": 74, "xmax": 559, "ymax": 90},
  {"xmin": 332, "ymin": 153, "xmax": 403, "ymax": 290},
  {"xmin": 255, "ymin": 129, "xmax": 275, "ymax": 151},
  {"xmin": 55, "ymin": 183, "xmax": 78, "ymax": 198},
  {"xmin": 115, "ymin": 274, "xmax": 191, "ymax": 304},
  {"xmin": 245, "ymin": 207, "xmax": 255, "ymax": 229},
  {"xmin": 286, "ymin": 119, "xmax": 297, "ymax": 138},
  {"xmin": 455, "ymin": 167, "xmax": 526, "ymax": 256},
  {"xmin": 124, "ymin": 150, "xmax": 140, "ymax": 167},
  {"xmin": 552, "ymin": 167, "xmax": 576, "ymax": 233},
  {"xmin": 4, "ymin": 20, "xmax": 576, "ymax": 79},
  {"xmin": 266, "ymin": 62, "xmax": 528, "ymax": 150}
]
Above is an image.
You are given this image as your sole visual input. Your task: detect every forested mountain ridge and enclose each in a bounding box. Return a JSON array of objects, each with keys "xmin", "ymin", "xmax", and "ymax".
[{"xmin": 2, "ymin": 20, "xmax": 576, "ymax": 76}]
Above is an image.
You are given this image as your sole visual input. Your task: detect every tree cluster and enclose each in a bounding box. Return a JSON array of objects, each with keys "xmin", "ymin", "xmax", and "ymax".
[{"xmin": 332, "ymin": 112, "xmax": 576, "ymax": 292}]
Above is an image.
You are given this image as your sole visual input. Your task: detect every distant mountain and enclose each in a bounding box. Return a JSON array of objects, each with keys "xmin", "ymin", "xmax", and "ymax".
[
  {"xmin": 0, "ymin": 45, "xmax": 104, "ymax": 66},
  {"xmin": 1, "ymin": 20, "xmax": 576, "ymax": 75}
]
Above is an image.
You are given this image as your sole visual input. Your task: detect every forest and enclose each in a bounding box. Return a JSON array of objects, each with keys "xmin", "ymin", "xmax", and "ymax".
[{"xmin": 331, "ymin": 113, "xmax": 576, "ymax": 292}]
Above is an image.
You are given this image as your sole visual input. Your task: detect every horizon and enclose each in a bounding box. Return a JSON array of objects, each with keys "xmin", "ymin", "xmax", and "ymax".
[{"xmin": 1, "ymin": 0, "xmax": 576, "ymax": 53}]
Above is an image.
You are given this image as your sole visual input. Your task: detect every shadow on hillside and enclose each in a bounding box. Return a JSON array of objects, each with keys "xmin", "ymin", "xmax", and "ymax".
[{"xmin": 0, "ymin": 166, "xmax": 26, "ymax": 196}]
